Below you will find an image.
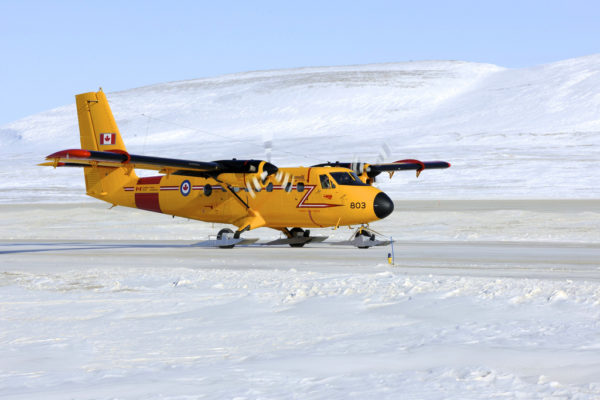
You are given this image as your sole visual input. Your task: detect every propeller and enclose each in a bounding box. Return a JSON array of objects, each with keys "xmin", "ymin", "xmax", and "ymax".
[
  {"xmin": 347, "ymin": 143, "xmax": 393, "ymax": 182},
  {"xmin": 243, "ymin": 136, "xmax": 284, "ymax": 198},
  {"xmin": 212, "ymin": 159, "xmax": 279, "ymax": 199},
  {"xmin": 246, "ymin": 160, "xmax": 278, "ymax": 198},
  {"xmin": 275, "ymin": 170, "xmax": 293, "ymax": 192},
  {"xmin": 311, "ymin": 142, "xmax": 400, "ymax": 184},
  {"xmin": 350, "ymin": 154, "xmax": 364, "ymax": 176},
  {"xmin": 367, "ymin": 142, "xmax": 393, "ymax": 182}
]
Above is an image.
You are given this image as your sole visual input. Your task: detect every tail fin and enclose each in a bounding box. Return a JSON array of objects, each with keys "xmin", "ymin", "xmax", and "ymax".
[
  {"xmin": 76, "ymin": 89, "xmax": 127, "ymax": 151},
  {"xmin": 76, "ymin": 89, "xmax": 137, "ymax": 202}
]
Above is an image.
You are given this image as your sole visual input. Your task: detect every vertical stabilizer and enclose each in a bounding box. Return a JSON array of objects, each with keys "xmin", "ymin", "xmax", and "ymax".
[
  {"xmin": 76, "ymin": 89, "xmax": 127, "ymax": 152},
  {"xmin": 75, "ymin": 89, "xmax": 136, "ymax": 202}
]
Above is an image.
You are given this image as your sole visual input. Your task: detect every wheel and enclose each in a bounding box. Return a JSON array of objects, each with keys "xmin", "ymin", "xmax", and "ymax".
[
  {"xmin": 355, "ymin": 230, "xmax": 374, "ymax": 249},
  {"xmin": 217, "ymin": 228, "xmax": 235, "ymax": 249},
  {"xmin": 289, "ymin": 227, "xmax": 306, "ymax": 248}
]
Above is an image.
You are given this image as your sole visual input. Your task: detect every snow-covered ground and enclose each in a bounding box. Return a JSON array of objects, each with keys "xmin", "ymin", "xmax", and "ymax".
[
  {"xmin": 1, "ymin": 198, "xmax": 599, "ymax": 399},
  {"xmin": 2, "ymin": 200, "xmax": 600, "ymax": 399},
  {"xmin": 1, "ymin": 55, "xmax": 599, "ymax": 398}
]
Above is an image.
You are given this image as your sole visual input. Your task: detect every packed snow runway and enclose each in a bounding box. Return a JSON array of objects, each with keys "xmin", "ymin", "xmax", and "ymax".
[
  {"xmin": 2, "ymin": 201, "xmax": 600, "ymax": 399},
  {"xmin": 2, "ymin": 238, "xmax": 599, "ymax": 280}
]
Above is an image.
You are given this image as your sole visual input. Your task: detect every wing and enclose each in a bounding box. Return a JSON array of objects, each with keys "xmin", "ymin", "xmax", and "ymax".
[
  {"xmin": 367, "ymin": 159, "xmax": 451, "ymax": 178},
  {"xmin": 313, "ymin": 159, "xmax": 451, "ymax": 178},
  {"xmin": 39, "ymin": 149, "xmax": 279, "ymax": 178}
]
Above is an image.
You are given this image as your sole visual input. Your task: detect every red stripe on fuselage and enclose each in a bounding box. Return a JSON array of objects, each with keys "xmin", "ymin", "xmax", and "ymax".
[
  {"xmin": 135, "ymin": 176, "xmax": 162, "ymax": 213},
  {"xmin": 135, "ymin": 193, "xmax": 161, "ymax": 213}
]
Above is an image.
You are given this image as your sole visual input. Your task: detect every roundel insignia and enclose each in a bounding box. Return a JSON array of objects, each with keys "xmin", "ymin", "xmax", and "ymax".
[{"xmin": 180, "ymin": 180, "xmax": 191, "ymax": 196}]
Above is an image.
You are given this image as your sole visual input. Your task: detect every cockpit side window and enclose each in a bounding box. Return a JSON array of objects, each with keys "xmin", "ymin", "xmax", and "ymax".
[{"xmin": 319, "ymin": 174, "xmax": 335, "ymax": 189}]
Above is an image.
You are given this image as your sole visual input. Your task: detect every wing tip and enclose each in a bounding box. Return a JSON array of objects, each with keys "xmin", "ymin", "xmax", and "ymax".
[{"xmin": 46, "ymin": 149, "xmax": 91, "ymax": 159}]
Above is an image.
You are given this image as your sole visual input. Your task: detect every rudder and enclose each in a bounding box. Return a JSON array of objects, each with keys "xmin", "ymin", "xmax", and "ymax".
[
  {"xmin": 76, "ymin": 89, "xmax": 127, "ymax": 152},
  {"xmin": 76, "ymin": 89, "xmax": 137, "ymax": 203}
]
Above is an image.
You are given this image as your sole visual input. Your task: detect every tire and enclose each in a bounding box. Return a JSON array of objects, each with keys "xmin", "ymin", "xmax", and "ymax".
[
  {"xmin": 289, "ymin": 227, "xmax": 306, "ymax": 248},
  {"xmin": 217, "ymin": 228, "xmax": 235, "ymax": 249}
]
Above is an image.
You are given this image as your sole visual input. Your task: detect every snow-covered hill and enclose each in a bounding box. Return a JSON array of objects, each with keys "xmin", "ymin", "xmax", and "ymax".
[{"xmin": 1, "ymin": 55, "xmax": 599, "ymax": 202}]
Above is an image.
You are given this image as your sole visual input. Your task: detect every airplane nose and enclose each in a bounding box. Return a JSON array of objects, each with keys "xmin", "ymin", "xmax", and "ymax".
[{"xmin": 373, "ymin": 192, "xmax": 394, "ymax": 219}]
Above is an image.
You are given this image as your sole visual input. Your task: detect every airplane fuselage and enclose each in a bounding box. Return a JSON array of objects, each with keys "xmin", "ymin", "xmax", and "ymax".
[{"xmin": 90, "ymin": 165, "xmax": 393, "ymax": 230}]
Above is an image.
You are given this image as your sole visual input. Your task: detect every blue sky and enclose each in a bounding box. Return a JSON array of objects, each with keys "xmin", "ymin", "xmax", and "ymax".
[{"xmin": 1, "ymin": 0, "xmax": 599, "ymax": 126}]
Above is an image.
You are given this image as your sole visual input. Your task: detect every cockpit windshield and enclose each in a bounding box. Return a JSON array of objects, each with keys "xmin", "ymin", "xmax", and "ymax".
[{"xmin": 330, "ymin": 172, "xmax": 367, "ymax": 186}]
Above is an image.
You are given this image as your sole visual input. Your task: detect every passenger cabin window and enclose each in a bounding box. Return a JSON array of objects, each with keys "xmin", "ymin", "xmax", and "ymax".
[
  {"xmin": 319, "ymin": 174, "xmax": 335, "ymax": 189},
  {"xmin": 330, "ymin": 172, "xmax": 367, "ymax": 186},
  {"xmin": 297, "ymin": 182, "xmax": 305, "ymax": 192}
]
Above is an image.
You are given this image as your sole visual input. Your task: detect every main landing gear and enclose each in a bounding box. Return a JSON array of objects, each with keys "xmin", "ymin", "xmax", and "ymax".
[
  {"xmin": 286, "ymin": 227, "xmax": 311, "ymax": 248},
  {"xmin": 260, "ymin": 227, "xmax": 326, "ymax": 247},
  {"xmin": 212, "ymin": 226, "xmax": 328, "ymax": 248},
  {"xmin": 215, "ymin": 226, "xmax": 258, "ymax": 249},
  {"xmin": 216, "ymin": 228, "xmax": 236, "ymax": 249},
  {"xmin": 281, "ymin": 227, "xmax": 328, "ymax": 247}
]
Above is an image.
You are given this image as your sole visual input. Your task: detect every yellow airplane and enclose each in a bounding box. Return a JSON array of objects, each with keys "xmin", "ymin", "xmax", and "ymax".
[{"xmin": 40, "ymin": 89, "xmax": 450, "ymax": 248}]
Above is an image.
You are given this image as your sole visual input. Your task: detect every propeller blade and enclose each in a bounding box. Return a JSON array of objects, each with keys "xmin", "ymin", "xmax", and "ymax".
[
  {"xmin": 281, "ymin": 172, "xmax": 290, "ymax": 188},
  {"xmin": 376, "ymin": 143, "xmax": 392, "ymax": 164},
  {"xmin": 246, "ymin": 181, "xmax": 256, "ymax": 198},
  {"xmin": 252, "ymin": 176, "xmax": 261, "ymax": 192},
  {"xmin": 260, "ymin": 170, "xmax": 268, "ymax": 183}
]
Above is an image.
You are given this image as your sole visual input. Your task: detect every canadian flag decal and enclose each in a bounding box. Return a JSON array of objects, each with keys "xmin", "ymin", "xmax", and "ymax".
[{"xmin": 100, "ymin": 133, "xmax": 116, "ymax": 145}]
